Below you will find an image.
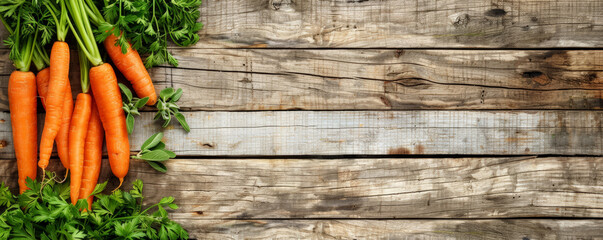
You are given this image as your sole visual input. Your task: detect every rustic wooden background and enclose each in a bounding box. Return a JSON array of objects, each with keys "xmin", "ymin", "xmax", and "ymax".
[{"xmin": 2, "ymin": 0, "xmax": 603, "ymax": 238}]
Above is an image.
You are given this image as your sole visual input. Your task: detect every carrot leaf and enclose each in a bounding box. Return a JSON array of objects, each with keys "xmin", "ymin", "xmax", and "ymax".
[{"xmin": 93, "ymin": 0, "xmax": 203, "ymax": 67}]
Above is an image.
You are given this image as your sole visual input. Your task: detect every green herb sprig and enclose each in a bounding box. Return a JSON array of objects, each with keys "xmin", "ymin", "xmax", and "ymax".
[
  {"xmin": 156, "ymin": 88, "xmax": 189, "ymax": 132},
  {"xmin": 119, "ymin": 83, "xmax": 149, "ymax": 134},
  {"xmin": 96, "ymin": 0, "xmax": 203, "ymax": 67},
  {"xmin": 132, "ymin": 132, "xmax": 176, "ymax": 173},
  {"xmin": 0, "ymin": 174, "xmax": 188, "ymax": 239}
]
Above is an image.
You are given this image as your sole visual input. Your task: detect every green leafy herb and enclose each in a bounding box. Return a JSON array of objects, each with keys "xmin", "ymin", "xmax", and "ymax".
[
  {"xmin": 155, "ymin": 88, "xmax": 189, "ymax": 132},
  {"xmin": 132, "ymin": 132, "xmax": 176, "ymax": 173},
  {"xmin": 119, "ymin": 83, "xmax": 149, "ymax": 134},
  {"xmin": 94, "ymin": 0, "xmax": 203, "ymax": 67},
  {"xmin": 0, "ymin": 175, "xmax": 187, "ymax": 239},
  {"xmin": 0, "ymin": 0, "xmax": 53, "ymax": 72}
]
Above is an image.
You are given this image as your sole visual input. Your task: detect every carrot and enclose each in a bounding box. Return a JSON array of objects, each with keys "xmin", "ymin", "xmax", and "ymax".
[
  {"xmin": 36, "ymin": 68, "xmax": 49, "ymax": 105},
  {"xmin": 104, "ymin": 34, "xmax": 157, "ymax": 105},
  {"xmin": 68, "ymin": 0, "xmax": 130, "ymax": 189},
  {"xmin": 9, "ymin": 71, "xmax": 37, "ymax": 193},
  {"xmin": 79, "ymin": 98, "xmax": 103, "ymax": 209},
  {"xmin": 36, "ymin": 67, "xmax": 73, "ymax": 171},
  {"xmin": 89, "ymin": 63, "xmax": 130, "ymax": 187},
  {"xmin": 39, "ymin": 41, "xmax": 70, "ymax": 170},
  {"xmin": 69, "ymin": 93, "xmax": 91, "ymax": 205}
]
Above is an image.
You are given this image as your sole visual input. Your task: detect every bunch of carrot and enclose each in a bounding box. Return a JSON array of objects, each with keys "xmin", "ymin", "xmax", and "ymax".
[{"xmin": 3, "ymin": 0, "xmax": 161, "ymax": 209}]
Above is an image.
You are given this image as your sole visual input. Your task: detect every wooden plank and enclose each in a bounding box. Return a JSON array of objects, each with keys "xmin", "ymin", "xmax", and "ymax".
[
  {"xmin": 1, "ymin": 157, "xmax": 602, "ymax": 218},
  {"xmin": 0, "ymin": 110, "xmax": 601, "ymax": 157},
  {"xmin": 0, "ymin": 0, "xmax": 602, "ymax": 48},
  {"xmin": 179, "ymin": 219, "xmax": 603, "ymax": 239},
  {"xmin": 0, "ymin": 49, "xmax": 602, "ymax": 111},
  {"xmin": 194, "ymin": 0, "xmax": 603, "ymax": 48}
]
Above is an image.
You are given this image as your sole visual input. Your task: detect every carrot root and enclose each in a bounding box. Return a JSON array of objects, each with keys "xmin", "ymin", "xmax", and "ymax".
[
  {"xmin": 39, "ymin": 41, "xmax": 70, "ymax": 169},
  {"xmin": 9, "ymin": 71, "xmax": 37, "ymax": 193},
  {"xmin": 89, "ymin": 63, "xmax": 130, "ymax": 186},
  {"xmin": 37, "ymin": 67, "xmax": 73, "ymax": 171},
  {"xmin": 79, "ymin": 98, "xmax": 103, "ymax": 209},
  {"xmin": 104, "ymin": 34, "xmax": 156, "ymax": 105},
  {"xmin": 69, "ymin": 93, "xmax": 92, "ymax": 205}
]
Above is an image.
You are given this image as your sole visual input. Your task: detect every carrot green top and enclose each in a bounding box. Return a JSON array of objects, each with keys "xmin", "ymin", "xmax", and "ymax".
[{"xmin": 66, "ymin": 0, "xmax": 102, "ymax": 67}]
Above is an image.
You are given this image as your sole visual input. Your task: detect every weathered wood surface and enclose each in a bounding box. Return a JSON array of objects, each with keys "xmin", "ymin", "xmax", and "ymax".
[
  {"xmin": 180, "ymin": 219, "xmax": 603, "ymax": 239},
  {"xmin": 1, "ymin": 49, "xmax": 602, "ymax": 111},
  {"xmin": 1, "ymin": 157, "xmax": 602, "ymax": 219},
  {"xmin": 0, "ymin": 110, "xmax": 601, "ymax": 158},
  {"xmin": 196, "ymin": 0, "xmax": 603, "ymax": 48},
  {"xmin": 0, "ymin": 0, "xmax": 602, "ymax": 48}
]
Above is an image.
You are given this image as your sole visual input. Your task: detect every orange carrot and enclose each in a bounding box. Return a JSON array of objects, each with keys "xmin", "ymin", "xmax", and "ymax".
[
  {"xmin": 69, "ymin": 93, "xmax": 91, "ymax": 205},
  {"xmin": 89, "ymin": 63, "xmax": 130, "ymax": 187},
  {"xmin": 9, "ymin": 71, "xmax": 37, "ymax": 193},
  {"xmin": 39, "ymin": 41, "xmax": 70, "ymax": 170},
  {"xmin": 79, "ymin": 98, "xmax": 103, "ymax": 209},
  {"xmin": 36, "ymin": 67, "xmax": 73, "ymax": 171},
  {"xmin": 36, "ymin": 68, "xmax": 50, "ymax": 105},
  {"xmin": 104, "ymin": 34, "xmax": 156, "ymax": 105}
]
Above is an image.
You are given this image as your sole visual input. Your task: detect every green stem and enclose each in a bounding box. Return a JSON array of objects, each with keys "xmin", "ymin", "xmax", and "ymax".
[
  {"xmin": 66, "ymin": 0, "xmax": 102, "ymax": 66},
  {"xmin": 45, "ymin": 1, "xmax": 69, "ymax": 41},
  {"xmin": 84, "ymin": 0, "xmax": 105, "ymax": 26},
  {"xmin": 31, "ymin": 41, "xmax": 51, "ymax": 71},
  {"xmin": 0, "ymin": 15, "xmax": 13, "ymax": 34},
  {"xmin": 78, "ymin": 46, "xmax": 90, "ymax": 93},
  {"xmin": 23, "ymin": 31, "xmax": 38, "ymax": 72}
]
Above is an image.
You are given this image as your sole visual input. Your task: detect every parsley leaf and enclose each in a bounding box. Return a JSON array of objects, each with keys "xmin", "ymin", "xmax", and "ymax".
[{"xmin": 0, "ymin": 178, "xmax": 187, "ymax": 239}]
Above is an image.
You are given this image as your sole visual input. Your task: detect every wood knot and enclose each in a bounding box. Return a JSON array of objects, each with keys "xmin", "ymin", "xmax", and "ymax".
[
  {"xmin": 451, "ymin": 13, "xmax": 470, "ymax": 28},
  {"xmin": 485, "ymin": 9, "xmax": 507, "ymax": 17},
  {"xmin": 193, "ymin": 211, "xmax": 204, "ymax": 215},
  {"xmin": 269, "ymin": 0, "xmax": 294, "ymax": 11},
  {"xmin": 0, "ymin": 140, "xmax": 7, "ymax": 148},
  {"xmin": 522, "ymin": 71, "xmax": 551, "ymax": 85},
  {"xmin": 394, "ymin": 49, "xmax": 404, "ymax": 58},
  {"xmin": 522, "ymin": 71, "xmax": 543, "ymax": 78}
]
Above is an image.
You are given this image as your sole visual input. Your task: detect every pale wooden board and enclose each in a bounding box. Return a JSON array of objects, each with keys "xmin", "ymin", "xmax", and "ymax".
[
  {"xmin": 0, "ymin": 0, "xmax": 602, "ymax": 48},
  {"xmin": 1, "ymin": 157, "xmax": 602, "ymax": 218},
  {"xmin": 0, "ymin": 110, "xmax": 601, "ymax": 157},
  {"xmin": 0, "ymin": 49, "xmax": 601, "ymax": 111},
  {"xmin": 195, "ymin": 0, "xmax": 603, "ymax": 48},
  {"xmin": 180, "ymin": 219, "xmax": 603, "ymax": 239}
]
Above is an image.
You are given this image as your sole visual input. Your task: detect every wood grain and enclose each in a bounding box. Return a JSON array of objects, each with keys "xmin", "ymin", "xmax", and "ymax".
[
  {"xmin": 0, "ymin": 49, "xmax": 601, "ymax": 111},
  {"xmin": 0, "ymin": 110, "xmax": 601, "ymax": 157},
  {"xmin": 1, "ymin": 157, "xmax": 602, "ymax": 219},
  {"xmin": 181, "ymin": 219, "xmax": 603, "ymax": 239},
  {"xmin": 196, "ymin": 0, "xmax": 603, "ymax": 48}
]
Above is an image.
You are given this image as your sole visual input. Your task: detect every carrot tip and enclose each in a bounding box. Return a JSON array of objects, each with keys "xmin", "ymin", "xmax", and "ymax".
[
  {"xmin": 112, "ymin": 178, "xmax": 124, "ymax": 192},
  {"xmin": 56, "ymin": 169, "xmax": 69, "ymax": 183},
  {"xmin": 41, "ymin": 169, "xmax": 46, "ymax": 183}
]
